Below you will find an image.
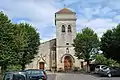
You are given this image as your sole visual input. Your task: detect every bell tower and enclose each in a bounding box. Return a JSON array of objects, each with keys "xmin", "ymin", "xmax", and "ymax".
[{"xmin": 55, "ymin": 8, "xmax": 77, "ymax": 70}]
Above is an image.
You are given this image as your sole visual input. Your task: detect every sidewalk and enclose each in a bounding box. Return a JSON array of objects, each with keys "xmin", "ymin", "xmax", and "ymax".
[{"xmin": 46, "ymin": 70, "xmax": 94, "ymax": 75}]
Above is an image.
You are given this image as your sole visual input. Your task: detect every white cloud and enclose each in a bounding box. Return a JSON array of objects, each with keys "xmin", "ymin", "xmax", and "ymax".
[
  {"xmin": 86, "ymin": 19, "xmax": 117, "ymax": 29},
  {"xmin": 0, "ymin": 0, "xmax": 120, "ymax": 42},
  {"xmin": 63, "ymin": 0, "xmax": 80, "ymax": 5},
  {"xmin": 77, "ymin": 18, "xmax": 118, "ymax": 38},
  {"xmin": 0, "ymin": 0, "xmax": 59, "ymax": 42}
]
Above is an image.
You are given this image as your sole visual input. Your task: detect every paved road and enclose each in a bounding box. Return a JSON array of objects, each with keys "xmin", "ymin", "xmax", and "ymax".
[
  {"xmin": 47, "ymin": 73, "xmax": 56, "ymax": 80},
  {"xmin": 47, "ymin": 73, "xmax": 120, "ymax": 80}
]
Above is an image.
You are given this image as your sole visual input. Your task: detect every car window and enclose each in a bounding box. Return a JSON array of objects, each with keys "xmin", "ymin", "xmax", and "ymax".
[
  {"xmin": 31, "ymin": 70, "xmax": 44, "ymax": 75},
  {"xmin": 26, "ymin": 71, "xmax": 31, "ymax": 74},
  {"xmin": 103, "ymin": 66, "xmax": 108, "ymax": 69},
  {"xmin": 13, "ymin": 74, "xmax": 26, "ymax": 80},
  {"xmin": 101, "ymin": 66, "xmax": 106, "ymax": 68},
  {"xmin": 96, "ymin": 66, "xmax": 100, "ymax": 68},
  {"xmin": 3, "ymin": 73, "xmax": 12, "ymax": 80}
]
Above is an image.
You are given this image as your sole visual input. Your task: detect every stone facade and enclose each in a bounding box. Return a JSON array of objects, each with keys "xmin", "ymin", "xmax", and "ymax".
[{"xmin": 26, "ymin": 8, "xmax": 84, "ymax": 71}]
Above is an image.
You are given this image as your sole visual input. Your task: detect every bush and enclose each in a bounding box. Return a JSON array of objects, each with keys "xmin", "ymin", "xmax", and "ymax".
[
  {"xmin": 6, "ymin": 65, "xmax": 22, "ymax": 72},
  {"xmin": 95, "ymin": 54, "xmax": 120, "ymax": 67},
  {"xmin": 95, "ymin": 54, "xmax": 107, "ymax": 65},
  {"xmin": 107, "ymin": 58, "xmax": 120, "ymax": 67}
]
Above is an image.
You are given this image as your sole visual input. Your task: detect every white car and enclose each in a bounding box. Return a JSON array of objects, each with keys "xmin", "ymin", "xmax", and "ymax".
[{"xmin": 95, "ymin": 65, "xmax": 107, "ymax": 73}]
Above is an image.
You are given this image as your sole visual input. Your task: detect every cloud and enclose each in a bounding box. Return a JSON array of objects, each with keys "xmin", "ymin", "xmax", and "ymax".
[
  {"xmin": 0, "ymin": 0, "xmax": 120, "ymax": 42},
  {"xmin": 0, "ymin": 0, "xmax": 59, "ymax": 42},
  {"xmin": 114, "ymin": 15, "xmax": 120, "ymax": 23},
  {"xmin": 77, "ymin": 18, "xmax": 118, "ymax": 38}
]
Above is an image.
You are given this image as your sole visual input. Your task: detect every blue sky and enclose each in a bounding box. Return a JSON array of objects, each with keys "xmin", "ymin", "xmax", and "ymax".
[{"xmin": 0, "ymin": 0, "xmax": 120, "ymax": 42}]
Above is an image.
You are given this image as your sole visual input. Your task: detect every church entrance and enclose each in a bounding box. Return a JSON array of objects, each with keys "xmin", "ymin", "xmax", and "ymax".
[
  {"xmin": 64, "ymin": 56, "xmax": 72, "ymax": 70},
  {"xmin": 39, "ymin": 62, "xmax": 44, "ymax": 70}
]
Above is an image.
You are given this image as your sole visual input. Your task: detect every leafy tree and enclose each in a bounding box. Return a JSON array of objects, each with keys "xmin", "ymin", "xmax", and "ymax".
[
  {"xmin": 0, "ymin": 12, "xmax": 17, "ymax": 73},
  {"xmin": 95, "ymin": 54, "xmax": 107, "ymax": 65},
  {"xmin": 6, "ymin": 65, "xmax": 22, "ymax": 72},
  {"xmin": 95, "ymin": 54, "xmax": 120, "ymax": 67},
  {"xmin": 107, "ymin": 58, "xmax": 118, "ymax": 67},
  {"xmin": 0, "ymin": 11, "xmax": 40, "ymax": 72},
  {"xmin": 101, "ymin": 24, "xmax": 120, "ymax": 62},
  {"xmin": 73, "ymin": 27, "xmax": 99, "ymax": 72},
  {"xmin": 16, "ymin": 23, "xmax": 40, "ymax": 70}
]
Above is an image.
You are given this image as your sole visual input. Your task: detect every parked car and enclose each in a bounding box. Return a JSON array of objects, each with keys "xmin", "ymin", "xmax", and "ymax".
[
  {"xmin": 24, "ymin": 69, "xmax": 47, "ymax": 80},
  {"xmin": 3, "ymin": 71, "xmax": 29, "ymax": 80},
  {"xmin": 99, "ymin": 66, "xmax": 120, "ymax": 77},
  {"xmin": 95, "ymin": 65, "xmax": 107, "ymax": 73}
]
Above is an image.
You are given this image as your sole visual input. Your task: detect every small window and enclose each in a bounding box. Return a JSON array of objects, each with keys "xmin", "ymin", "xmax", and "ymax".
[
  {"xmin": 68, "ymin": 25, "xmax": 72, "ymax": 32},
  {"xmin": 66, "ymin": 48, "xmax": 69, "ymax": 53},
  {"xmin": 66, "ymin": 43, "xmax": 69, "ymax": 45},
  {"xmin": 62, "ymin": 25, "xmax": 65, "ymax": 32}
]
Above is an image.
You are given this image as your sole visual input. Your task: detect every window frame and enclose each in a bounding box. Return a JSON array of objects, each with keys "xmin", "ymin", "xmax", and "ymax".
[
  {"xmin": 68, "ymin": 25, "xmax": 72, "ymax": 32},
  {"xmin": 61, "ymin": 25, "xmax": 65, "ymax": 32}
]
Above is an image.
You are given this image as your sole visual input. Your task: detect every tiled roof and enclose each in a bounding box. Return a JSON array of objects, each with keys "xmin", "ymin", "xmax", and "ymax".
[{"xmin": 55, "ymin": 8, "xmax": 75, "ymax": 14}]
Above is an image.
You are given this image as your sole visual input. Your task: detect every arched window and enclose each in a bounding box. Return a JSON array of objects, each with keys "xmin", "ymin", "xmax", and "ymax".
[
  {"xmin": 68, "ymin": 25, "xmax": 72, "ymax": 32},
  {"xmin": 62, "ymin": 25, "xmax": 65, "ymax": 32}
]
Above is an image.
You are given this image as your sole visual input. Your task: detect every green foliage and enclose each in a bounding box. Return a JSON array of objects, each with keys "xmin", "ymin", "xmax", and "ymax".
[
  {"xmin": 16, "ymin": 23, "xmax": 40, "ymax": 70},
  {"xmin": 0, "ymin": 12, "xmax": 17, "ymax": 72},
  {"xmin": 73, "ymin": 27, "xmax": 100, "ymax": 60},
  {"xmin": 73, "ymin": 27, "xmax": 100, "ymax": 72},
  {"xmin": 0, "ymin": 11, "xmax": 40, "ymax": 72},
  {"xmin": 95, "ymin": 54, "xmax": 120, "ymax": 67},
  {"xmin": 101, "ymin": 24, "xmax": 120, "ymax": 62},
  {"xmin": 95, "ymin": 54, "xmax": 107, "ymax": 65},
  {"xmin": 6, "ymin": 65, "xmax": 22, "ymax": 71},
  {"xmin": 107, "ymin": 58, "xmax": 120, "ymax": 67}
]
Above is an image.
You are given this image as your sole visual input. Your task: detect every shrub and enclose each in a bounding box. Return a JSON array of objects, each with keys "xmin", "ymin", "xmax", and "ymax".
[
  {"xmin": 6, "ymin": 65, "xmax": 22, "ymax": 71},
  {"xmin": 95, "ymin": 54, "xmax": 120, "ymax": 67}
]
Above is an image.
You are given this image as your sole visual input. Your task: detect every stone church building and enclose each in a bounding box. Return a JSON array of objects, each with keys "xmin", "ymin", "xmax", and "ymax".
[{"xmin": 26, "ymin": 8, "xmax": 85, "ymax": 71}]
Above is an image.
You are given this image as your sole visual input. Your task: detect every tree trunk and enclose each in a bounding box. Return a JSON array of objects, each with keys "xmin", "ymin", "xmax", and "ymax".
[
  {"xmin": 21, "ymin": 64, "xmax": 25, "ymax": 70},
  {"xmin": 86, "ymin": 60, "xmax": 90, "ymax": 72},
  {"xmin": 1, "ymin": 65, "xmax": 7, "ymax": 74}
]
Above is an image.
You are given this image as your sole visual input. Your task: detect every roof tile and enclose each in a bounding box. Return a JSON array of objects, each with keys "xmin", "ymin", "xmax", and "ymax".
[{"xmin": 56, "ymin": 8, "xmax": 75, "ymax": 14}]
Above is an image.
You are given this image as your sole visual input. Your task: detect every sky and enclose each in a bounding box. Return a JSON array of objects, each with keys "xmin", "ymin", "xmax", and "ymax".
[{"xmin": 0, "ymin": 0, "xmax": 120, "ymax": 42}]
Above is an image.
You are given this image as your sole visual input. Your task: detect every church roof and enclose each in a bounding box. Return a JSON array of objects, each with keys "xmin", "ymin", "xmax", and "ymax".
[{"xmin": 55, "ymin": 8, "xmax": 75, "ymax": 14}]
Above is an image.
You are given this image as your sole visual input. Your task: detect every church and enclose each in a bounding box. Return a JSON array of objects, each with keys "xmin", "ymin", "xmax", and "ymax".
[{"xmin": 26, "ymin": 8, "xmax": 85, "ymax": 71}]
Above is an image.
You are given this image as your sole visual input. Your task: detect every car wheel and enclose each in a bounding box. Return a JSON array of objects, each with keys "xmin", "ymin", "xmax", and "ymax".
[{"xmin": 108, "ymin": 73, "xmax": 112, "ymax": 77}]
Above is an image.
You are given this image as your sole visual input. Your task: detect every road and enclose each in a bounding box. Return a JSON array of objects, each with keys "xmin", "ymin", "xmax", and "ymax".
[{"xmin": 47, "ymin": 73, "xmax": 120, "ymax": 80}]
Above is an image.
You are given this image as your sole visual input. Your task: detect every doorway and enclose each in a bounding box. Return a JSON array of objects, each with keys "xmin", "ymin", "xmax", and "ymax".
[
  {"xmin": 64, "ymin": 56, "xmax": 72, "ymax": 70},
  {"xmin": 39, "ymin": 62, "xmax": 44, "ymax": 70}
]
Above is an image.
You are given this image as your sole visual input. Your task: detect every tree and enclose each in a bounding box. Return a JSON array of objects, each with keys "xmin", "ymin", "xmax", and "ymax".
[
  {"xmin": 95, "ymin": 54, "xmax": 120, "ymax": 67},
  {"xmin": 16, "ymin": 23, "xmax": 40, "ymax": 70},
  {"xmin": 0, "ymin": 11, "xmax": 40, "ymax": 72},
  {"xmin": 0, "ymin": 12, "xmax": 17, "ymax": 73},
  {"xmin": 73, "ymin": 27, "xmax": 99, "ymax": 72},
  {"xmin": 95, "ymin": 54, "xmax": 107, "ymax": 65},
  {"xmin": 101, "ymin": 24, "xmax": 120, "ymax": 62}
]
